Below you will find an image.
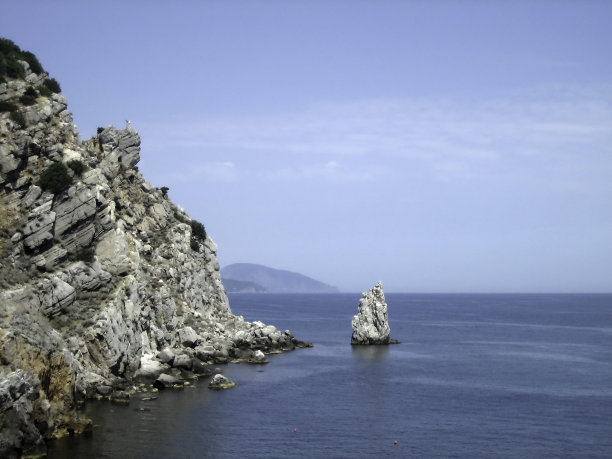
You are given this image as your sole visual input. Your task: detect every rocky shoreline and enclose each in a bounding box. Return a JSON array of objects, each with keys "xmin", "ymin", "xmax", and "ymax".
[{"xmin": 0, "ymin": 40, "xmax": 311, "ymax": 458}]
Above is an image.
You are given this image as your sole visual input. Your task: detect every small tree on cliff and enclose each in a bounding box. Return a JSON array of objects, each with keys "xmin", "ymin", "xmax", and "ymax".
[
  {"xmin": 38, "ymin": 162, "xmax": 72, "ymax": 194},
  {"xmin": 190, "ymin": 219, "xmax": 207, "ymax": 251}
]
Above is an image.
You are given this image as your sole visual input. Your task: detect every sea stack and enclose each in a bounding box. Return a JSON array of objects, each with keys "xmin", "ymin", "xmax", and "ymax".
[{"xmin": 351, "ymin": 282, "xmax": 391, "ymax": 345}]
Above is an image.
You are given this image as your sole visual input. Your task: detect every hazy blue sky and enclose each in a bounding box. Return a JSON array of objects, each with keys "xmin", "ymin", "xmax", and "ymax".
[{"xmin": 2, "ymin": 1, "xmax": 611, "ymax": 292}]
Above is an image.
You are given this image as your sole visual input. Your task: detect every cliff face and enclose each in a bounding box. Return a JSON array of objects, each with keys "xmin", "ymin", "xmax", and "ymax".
[{"xmin": 0, "ymin": 42, "xmax": 308, "ymax": 457}]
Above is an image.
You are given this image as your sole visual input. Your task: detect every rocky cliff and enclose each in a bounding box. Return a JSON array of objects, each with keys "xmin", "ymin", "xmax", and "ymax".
[{"xmin": 0, "ymin": 40, "xmax": 309, "ymax": 458}]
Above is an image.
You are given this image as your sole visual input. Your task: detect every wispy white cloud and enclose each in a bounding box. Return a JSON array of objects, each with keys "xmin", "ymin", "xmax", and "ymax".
[
  {"xmin": 168, "ymin": 160, "xmax": 237, "ymax": 183},
  {"xmin": 256, "ymin": 160, "xmax": 385, "ymax": 182},
  {"xmin": 144, "ymin": 85, "xmax": 612, "ymax": 184}
]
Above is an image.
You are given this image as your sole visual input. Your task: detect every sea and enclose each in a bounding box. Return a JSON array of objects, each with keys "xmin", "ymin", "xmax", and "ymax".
[{"xmin": 47, "ymin": 293, "xmax": 612, "ymax": 458}]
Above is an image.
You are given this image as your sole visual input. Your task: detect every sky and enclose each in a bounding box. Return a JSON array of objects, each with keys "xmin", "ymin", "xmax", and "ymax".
[{"xmin": 1, "ymin": 1, "xmax": 611, "ymax": 293}]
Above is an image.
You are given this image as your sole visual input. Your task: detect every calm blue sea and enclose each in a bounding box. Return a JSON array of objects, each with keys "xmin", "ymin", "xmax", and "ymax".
[{"xmin": 48, "ymin": 293, "xmax": 612, "ymax": 458}]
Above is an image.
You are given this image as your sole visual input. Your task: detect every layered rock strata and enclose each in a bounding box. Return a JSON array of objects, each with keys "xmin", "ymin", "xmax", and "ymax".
[
  {"xmin": 0, "ymin": 46, "xmax": 310, "ymax": 458},
  {"xmin": 351, "ymin": 282, "xmax": 391, "ymax": 344}
]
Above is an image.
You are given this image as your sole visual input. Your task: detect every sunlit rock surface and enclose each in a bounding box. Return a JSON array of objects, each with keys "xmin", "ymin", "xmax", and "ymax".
[
  {"xmin": 0, "ymin": 42, "xmax": 310, "ymax": 457},
  {"xmin": 351, "ymin": 282, "xmax": 391, "ymax": 345}
]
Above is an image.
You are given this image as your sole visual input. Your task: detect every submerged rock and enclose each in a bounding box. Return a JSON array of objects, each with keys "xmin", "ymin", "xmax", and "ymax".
[
  {"xmin": 351, "ymin": 282, "xmax": 391, "ymax": 345},
  {"xmin": 208, "ymin": 374, "xmax": 236, "ymax": 390}
]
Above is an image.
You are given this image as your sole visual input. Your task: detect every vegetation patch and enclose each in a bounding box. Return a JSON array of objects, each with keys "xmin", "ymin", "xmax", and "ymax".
[
  {"xmin": 43, "ymin": 77, "xmax": 61, "ymax": 94},
  {"xmin": 75, "ymin": 247, "xmax": 95, "ymax": 263},
  {"xmin": 9, "ymin": 110, "xmax": 25, "ymax": 127},
  {"xmin": 20, "ymin": 50, "xmax": 44, "ymax": 74},
  {"xmin": 190, "ymin": 219, "xmax": 206, "ymax": 241},
  {"xmin": 174, "ymin": 211, "xmax": 188, "ymax": 223},
  {"xmin": 19, "ymin": 86, "xmax": 38, "ymax": 106},
  {"xmin": 38, "ymin": 162, "xmax": 72, "ymax": 194},
  {"xmin": 0, "ymin": 39, "xmax": 62, "ymax": 97},
  {"xmin": 67, "ymin": 159, "xmax": 88, "ymax": 176},
  {"xmin": 0, "ymin": 101, "xmax": 18, "ymax": 112},
  {"xmin": 38, "ymin": 84, "xmax": 52, "ymax": 97},
  {"xmin": 189, "ymin": 219, "xmax": 207, "ymax": 252},
  {"xmin": 0, "ymin": 38, "xmax": 30, "ymax": 79},
  {"xmin": 190, "ymin": 237, "xmax": 200, "ymax": 252}
]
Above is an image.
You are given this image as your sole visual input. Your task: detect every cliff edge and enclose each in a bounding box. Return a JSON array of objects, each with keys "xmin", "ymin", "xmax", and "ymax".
[{"xmin": 0, "ymin": 39, "xmax": 309, "ymax": 458}]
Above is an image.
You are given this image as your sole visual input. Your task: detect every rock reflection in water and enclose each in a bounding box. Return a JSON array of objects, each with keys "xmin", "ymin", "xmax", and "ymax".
[{"xmin": 351, "ymin": 345, "xmax": 390, "ymax": 360}]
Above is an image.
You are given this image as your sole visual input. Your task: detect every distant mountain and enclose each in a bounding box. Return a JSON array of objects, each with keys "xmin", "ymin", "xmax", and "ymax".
[
  {"xmin": 221, "ymin": 263, "xmax": 339, "ymax": 293},
  {"xmin": 223, "ymin": 278, "xmax": 266, "ymax": 293}
]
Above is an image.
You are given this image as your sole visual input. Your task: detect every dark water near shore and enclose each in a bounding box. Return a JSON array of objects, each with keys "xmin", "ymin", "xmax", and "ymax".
[{"xmin": 48, "ymin": 293, "xmax": 612, "ymax": 458}]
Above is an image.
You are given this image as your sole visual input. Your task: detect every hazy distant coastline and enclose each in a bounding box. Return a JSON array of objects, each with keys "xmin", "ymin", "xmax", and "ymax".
[{"xmin": 222, "ymin": 263, "xmax": 338, "ymax": 293}]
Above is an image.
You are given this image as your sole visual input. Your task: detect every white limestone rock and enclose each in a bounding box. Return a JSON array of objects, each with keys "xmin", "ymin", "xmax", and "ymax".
[
  {"xmin": 67, "ymin": 261, "xmax": 111, "ymax": 291},
  {"xmin": 172, "ymin": 354, "xmax": 192, "ymax": 370},
  {"xmin": 208, "ymin": 374, "xmax": 236, "ymax": 390},
  {"xmin": 36, "ymin": 276, "xmax": 76, "ymax": 318},
  {"xmin": 178, "ymin": 326, "xmax": 202, "ymax": 348},
  {"xmin": 22, "ymin": 211, "xmax": 56, "ymax": 250},
  {"xmin": 153, "ymin": 373, "xmax": 181, "ymax": 389},
  {"xmin": 250, "ymin": 350, "xmax": 268, "ymax": 364},
  {"xmin": 351, "ymin": 282, "xmax": 391, "ymax": 345},
  {"xmin": 53, "ymin": 185, "xmax": 97, "ymax": 236},
  {"xmin": 95, "ymin": 224, "xmax": 139, "ymax": 275},
  {"xmin": 156, "ymin": 348, "xmax": 175, "ymax": 365}
]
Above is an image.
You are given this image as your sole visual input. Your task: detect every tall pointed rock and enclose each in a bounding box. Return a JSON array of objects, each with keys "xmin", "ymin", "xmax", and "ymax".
[{"xmin": 351, "ymin": 282, "xmax": 391, "ymax": 345}]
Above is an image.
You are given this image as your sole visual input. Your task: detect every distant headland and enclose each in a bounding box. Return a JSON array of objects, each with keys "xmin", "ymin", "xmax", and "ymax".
[{"xmin": 221, "ymin": 263, "xmax": 339, "ymax": 293}]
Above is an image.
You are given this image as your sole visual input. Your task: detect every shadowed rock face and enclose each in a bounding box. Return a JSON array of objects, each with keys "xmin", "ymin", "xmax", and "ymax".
[
  {"xmin": 351, "ymin": 282, "xmax": 390, "ymax": 345},
  {"xmin": 0, "ymin": 46, "xmax": 310, "ymax": 457}
]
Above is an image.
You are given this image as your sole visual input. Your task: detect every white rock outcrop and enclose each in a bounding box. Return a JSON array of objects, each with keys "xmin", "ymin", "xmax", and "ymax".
[
  {"xmin": 351, "ymin": 282, "xmax": 391, "ymax": 345},
  {"xmin": 208, "ymin": 374, "xmax": 236, "ymax": 390}
]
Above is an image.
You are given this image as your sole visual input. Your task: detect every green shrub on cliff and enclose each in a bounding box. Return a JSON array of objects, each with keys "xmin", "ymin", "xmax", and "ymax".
[
  {"xmin": 189, "ymin": 219, "xmax": 207, "ymax": 251},
  {"xmin": 0, "ymin": 38, "xmax": 26, "ymax": 79},
  {"xmin": 38, "ymin": 84, "xmax": 52, "ymax": 97},
  {"xmin": 190, "ymin": 237, "xmax": 200, "ymax": 252},
  {"xmin": 0, "ymin": 101, "xmax": 18, "ymax": 112},
  {"xmin": 43, "ymin": 77, "xmax": 61, "ymax": 94},
  {"xmin": 21, "ymin": 51, "xmax": 44, "ymax": 74},
  {"xmin": 75, "ymin": 247, "xmax": 95, "ymax": 263},
  {"xmin": 38, "ymin": 162, "xmax": 72, "ymax": 194},
  {"xmin": 67, "ymin": 159, "xmax": 88, "ymax": 176},
  {"xmin": 190, "ymin": 219, "xmax": 206, "ymax": 241},
  {"xmin": 19, "ymin": 86, "xmax": 38, "ymax": 106},
  {"xmin": 0, "ymin": 38, "xmax": 28, "ymax": 79},
  {"xmin": 174, "ymin": 211, "xmax": 187, "ymax": 223},
  {"xmin": 9, "ymin": 110, "xmax": 25, "ymax": 127}
]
